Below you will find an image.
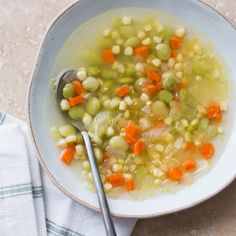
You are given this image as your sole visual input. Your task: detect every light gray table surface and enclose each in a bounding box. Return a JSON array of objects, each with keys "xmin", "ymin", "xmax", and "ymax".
[{"xmin": 0, "ymin": 1, "xmax": 236, "ymax": 235}]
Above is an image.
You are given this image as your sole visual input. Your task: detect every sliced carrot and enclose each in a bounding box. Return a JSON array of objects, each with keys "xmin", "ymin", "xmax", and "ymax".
[
  {"xmin": 170, "ymin": 36, "xmax": 181, "ymax": 49},
  {"xmin": 125, "ymin": 179, "xmax": 135, "ymax": 191},
  {"xmin": 69, "ymin": 95, "xmax": 84, "ymax": 106},
  {"xmin": 60, "ymin": 147, "xmax": 75, "ymax": 164},
  {"xmin": 134, "ymin": 45, "xmax": 149, "ymax": 57},
  {"xmin": 124, "ymin": 132, "xmax": 137, "ymax": 144},
  {"xmin": 185, "ymin": 142, "xmax": 196, "ymax": 152},
  {"xmin": 155, "ymin": 81, "xmax": 162, "ymax": 92},
  {"xmin": 199, "ymin": 143, "xmax": 215, "ymax": 159},
  {"xmin": 171, "ymin": 49, "xmax": 178, "ymax": 59},
  {"xmin": 133, "ymin": 139, "xmax": 145, "ymax": 155},
  {"xmin": 73, "ymin": 81, "xmax": 85, "ymax": 94},
  {"xmin": 117, "ymin": 85, "xmax": 130, "ymax": 97},
  {"xmin": 125, "ymin": 122, "xmax": 140, "ymax": 137},
  {"xmin": 143, "ymin": 84, "xmax": 157, "ymax": 95},
  {"xmin": 207, "ymin": 104, "xmax": 221, "ymax": 121},
  {"xmin": 146, "ymin": 69, "xmax": 161, "ymax": 82},
  {"xmin": 183, "ymin": 159, "xmax": 197, "ymax": 171},
  {"xmin": 214, "ymin": 112, "xmax": 222, "ymax": 122},
  {"xmin": 102, "ymin": 49, "xmax": 116, "ymax": 64},
  {"xmin": 167, "ymin": 167, "xmax": 183, "ymax": 181},
  {"xmin": 108, "ymin": 174, "xmax": 124, "ymax": 187}
]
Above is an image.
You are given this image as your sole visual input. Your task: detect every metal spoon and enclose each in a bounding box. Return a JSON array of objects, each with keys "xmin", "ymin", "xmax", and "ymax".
[{"xmin": 56, "ymin": 70, "xmax": 117, "ymax": 236}]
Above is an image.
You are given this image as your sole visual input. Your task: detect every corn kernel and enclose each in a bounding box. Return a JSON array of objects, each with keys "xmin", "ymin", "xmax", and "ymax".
[{"xmin": 112, "ymin": 45, "xmax": 121, "ymax": 55}]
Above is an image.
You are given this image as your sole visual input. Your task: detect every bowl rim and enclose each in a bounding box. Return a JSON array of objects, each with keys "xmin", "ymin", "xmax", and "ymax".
[{"xmin": 27, "ymin": 0, "xmax": 236, "ymax": 218}]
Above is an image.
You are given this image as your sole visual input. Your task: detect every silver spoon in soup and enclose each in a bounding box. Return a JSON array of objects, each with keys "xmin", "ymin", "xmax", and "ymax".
[{"xmin": 56, "ymin": 69, "xmax": 116, "ymax": 236}]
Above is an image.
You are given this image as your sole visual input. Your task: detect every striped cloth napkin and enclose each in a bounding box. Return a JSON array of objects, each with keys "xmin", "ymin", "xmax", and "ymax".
[{"xmin": 0, "ymin": 113, "xmax": 136, "ymax": 236}]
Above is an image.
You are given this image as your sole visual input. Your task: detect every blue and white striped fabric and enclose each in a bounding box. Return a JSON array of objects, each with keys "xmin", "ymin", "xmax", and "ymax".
[{"xmin": 0, "ymin": 113, "xmax": 136, "ymax": 236}]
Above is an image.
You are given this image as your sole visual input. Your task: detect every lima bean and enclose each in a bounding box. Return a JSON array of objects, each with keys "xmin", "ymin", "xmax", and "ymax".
[
  {"xmin": 109, "ymin": 136, "xmax": 129, "ymax": 151},
  {"xmin": 151, "ymin": 100, "xmax": 169, "ymax": 118},
  {"xmin": 68, "ymin": 106, "xmax": 85, "ymax": 120},
  {"xmin": 125, "ymin": 37, "xmax": 140, "ymax": 47},
  {"xmin": 62, "ymin": 83, "xmax": 75, "ymax": 99},
  {"xmin": 82, "ymin": 77, "xmax": 99, "ymax": 92},
  {"xmin": 162, "ymin": 73, "xmax": 177, "ymax": 91},
  {"xmin": 156, "ymin": 43, "xmax": 171, "ymax": 61},
  {"xmin": 86, "ymin": 97, "xmax": 100, "ymax": 116},
  {"xmin": 158, "ymin": 90, "xmax": 174, "ymax": 103},
  {"xmin": 59, "ymin": 124, "xmax": 76, "ymax": 137}
]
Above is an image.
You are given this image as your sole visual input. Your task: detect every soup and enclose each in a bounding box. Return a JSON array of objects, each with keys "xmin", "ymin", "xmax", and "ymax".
[{"xmin": 50, "ymin": 13, "xmax": 228, "ymax": 197}]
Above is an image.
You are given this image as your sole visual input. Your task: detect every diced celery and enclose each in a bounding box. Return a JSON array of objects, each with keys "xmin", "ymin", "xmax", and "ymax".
[
  {"xmin": 50, "ymin": 127, "xmax": 62, "ymax": 141},
  {"xmin": 117, "ymin": 77, "xmax": 133, "ymax": 84},
  {"xmin": 112, "ymin": 18, "xmax": 122, "ymax": 28},
  {"xmin": 101, "ymin": 69, "xmax": 116, "ymax": 80},
  {"xmin": 96, "ymin": 36, "xmax": 113, "ymax": 49},
  {"xmin": 88, "ymin": 66, "xmax": 101, "ymax": 76},
  {"xmin": 161, "ymin": 27, "xmax": 174, "ymax": 43},
  {"xmin": 198, "ymin": 117, "xmax": 210, "ymax": 131},
  {"xmin": 87, "ymin": 52, "xmax": 102, "ymax": 66},
  {"xmin": 192, "ymin": 60, "xmax": 208, "ymax": 77},
  {"xmin": 120, "ymin": 26, "xmax": 135, "ymax": 38},
  {"xmin": 206, "ymin": 124, "xmax": 218, "ymax": 137},
  {"xmin": 123, "ymin": 66, "xmax": 136, "ymax": 77},
  {"xmin": 180, "ymin": 89, "xmax": 200, "ymax": 107},
  {"xmin": 180, "ymin": 104, "xmax": 197, "ymax": 121}
]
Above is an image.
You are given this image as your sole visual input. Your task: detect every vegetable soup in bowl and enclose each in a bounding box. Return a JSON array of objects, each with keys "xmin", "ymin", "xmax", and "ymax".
[{"xmin": 29, "ymin": 0, "xmax": 236, "ymax": 217}]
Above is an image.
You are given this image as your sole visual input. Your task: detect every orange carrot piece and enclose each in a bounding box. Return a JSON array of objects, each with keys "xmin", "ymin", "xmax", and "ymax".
[
  {"xmin": 133, "ymin": 139, "xmax": 145, "ymax": 155},
  {"xmin": 143, "ymin": 84, "xmax": 157, "ymax": 95},
  {"xmin": 167, "ymin": 167, "xmax": 183, "ymax": 181},
  {"xmin": 125, "ymin": 122, "xmax": 140, "ymax": 137},
  {"xmin": 214, "ymin": 112, "xmax": 222, "ymax": 122},
  {"xmin": 108, "ymin": 174, "xmax": 124, "ymax": 187},
  {"xmin": 125, "ymin": 179, "xmax": 135, "ymax": 191},
  {"xmin": 69, "ymin": 95, "xmax": 84, "ymax": 106},
  {"xmin": 183, "ymin": 159, "xmax": 197, "ymax": 171},
  {"xmin": 199, "ymin": 143, "xmax": 215, "ymax": 159},
  {"xmin": 185, "ymin": 142, "xmax": 196, "ymax": 152},
  {"xmin": 102, "ymin": 49, "xmax": 116, "ymax": 64},
  {"xmin": 134, "ymin": 45, "xmax": 149, "ymax": 57},
  {"xmin": 117, "ymin": 85, "xmax": 130, "ymax": 97},
  {"xmin": 124, "ymin": 132, "xmax": 137, "ymax": 144},
  {"xmin": 73, "ymin": 81, "xmax": 85, "ymax": 94},
  {"xmin": 207, "ymin": 104, "xmax": 221, "ymax": 121},
  {"xmin": 170, "ymin": 36, "xmax": 181, "ymax": 49},
  {"xmin": 146, "ymin": 69, "xmax": 161, "ymax": 82},
  {"xmin": 155, "ymin": 81, "xmax": 162, "ymax": 92},
  {"xmin": 171, "ymin": 49, "xmax": 178, "ymax": 59},
  {"xmin": 60, "ymin": 147, "xmax": 75, "ymax": 164}
]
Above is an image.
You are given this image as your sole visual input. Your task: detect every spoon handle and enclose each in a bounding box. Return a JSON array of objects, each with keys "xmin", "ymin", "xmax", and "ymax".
[{"xmin": 81, "ymin": 131, "xmax": 117, "ymax": 236}]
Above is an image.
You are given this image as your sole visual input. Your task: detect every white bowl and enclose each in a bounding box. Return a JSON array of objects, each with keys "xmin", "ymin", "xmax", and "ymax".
[{"xmin": 28, "ymin": 0, "xmax": 236, "ymax": 218}]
